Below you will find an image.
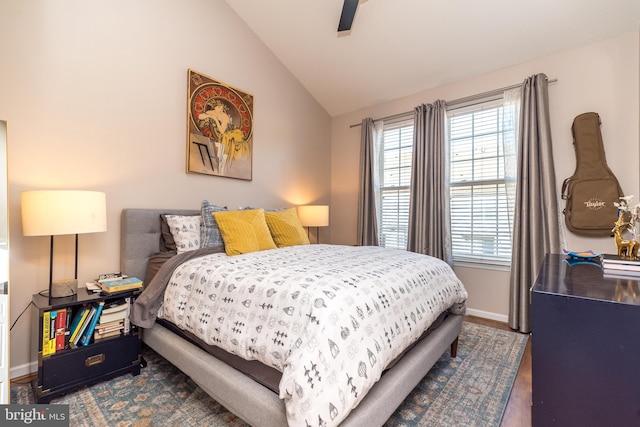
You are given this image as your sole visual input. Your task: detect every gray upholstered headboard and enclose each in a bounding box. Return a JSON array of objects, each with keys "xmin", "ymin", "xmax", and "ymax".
[{"xmin": 120, "ymin": 208, "xmax": 199, "ymax": 280}]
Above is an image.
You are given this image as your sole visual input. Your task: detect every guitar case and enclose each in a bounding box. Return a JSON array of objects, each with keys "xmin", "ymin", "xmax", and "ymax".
[{"xmin": 561, "ymin": 112, "xmax": 624, "ymax": 236}]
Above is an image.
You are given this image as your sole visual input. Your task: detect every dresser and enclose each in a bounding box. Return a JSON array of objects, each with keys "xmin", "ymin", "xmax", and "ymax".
[{"xmin": 531, "ymin": 253, "xmax": 640, "ymax": 426}]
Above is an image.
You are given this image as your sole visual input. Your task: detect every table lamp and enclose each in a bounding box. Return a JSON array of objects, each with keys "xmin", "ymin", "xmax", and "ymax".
[
  {"xmin": 21, "ymin": 190, "xmax": 107, "ymax": 302},
  {"xmin": 297, "ymin": 205, "xmax": 329, "ymax": 244}
]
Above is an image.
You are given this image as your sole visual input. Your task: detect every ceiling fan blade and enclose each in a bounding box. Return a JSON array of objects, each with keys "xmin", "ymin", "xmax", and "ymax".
[{"xmin": 338, "ymin": 0, "xmax": 359, "ymax": 32}]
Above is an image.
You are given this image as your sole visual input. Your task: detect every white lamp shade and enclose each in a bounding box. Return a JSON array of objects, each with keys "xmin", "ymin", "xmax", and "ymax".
[
  {"xmin": 297, "ymin": 205, "xmax": 329, "ymax": 227},
  {"xmin": 21, "ymin": 190, "xmax": 107, "ymax": 236}
]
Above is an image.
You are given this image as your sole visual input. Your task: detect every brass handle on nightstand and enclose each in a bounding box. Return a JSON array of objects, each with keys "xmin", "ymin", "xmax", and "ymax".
[{"xmin": 85, "ymin": 353, "xmax": 105, "ymax": 367}]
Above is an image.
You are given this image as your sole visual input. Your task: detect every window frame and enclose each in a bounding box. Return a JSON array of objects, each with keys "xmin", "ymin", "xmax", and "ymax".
[
  {"xmin": 376, "ymin": 115, "xmax": 414, "ymax": 250},
  {"xmin": 446, "ymin": 96, "xmax": 517, "ymax": 268}
]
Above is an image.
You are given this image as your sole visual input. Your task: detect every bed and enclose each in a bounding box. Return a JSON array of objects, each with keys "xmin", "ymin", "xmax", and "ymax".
[{"xmin": 120, "ymin": 208, "xmax": 468, "ymax": 427}]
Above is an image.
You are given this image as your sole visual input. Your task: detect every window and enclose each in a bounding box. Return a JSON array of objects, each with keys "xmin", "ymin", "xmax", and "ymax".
[
  {"xmin": 447, "ymin": 97, "xmax": 518, "ymax": 265},
  {"xmin": 377, "ymin": 117, "xmax": 414, "ymax": 249},
  {"xmin": 370, "ymin": 94, "xmax": 518, "ymax": 262}
]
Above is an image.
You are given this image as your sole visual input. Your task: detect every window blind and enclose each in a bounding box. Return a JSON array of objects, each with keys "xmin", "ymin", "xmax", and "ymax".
[
  {"xmin": 448, "ymin": 99, "xmax": 515, "ymax": 264},
  {"xmin": 378, "ymin": 118, "xmax": 413, "ymax": 249}
]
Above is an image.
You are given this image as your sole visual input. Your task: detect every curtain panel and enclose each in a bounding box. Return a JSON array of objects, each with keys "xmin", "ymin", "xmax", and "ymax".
[
  {"xmin": 357, "ymin": 118, "xmax": 381, "ymax": 246},
  {"xmin": 407, "ymin": 100, "xmax": 452, "ymax": 265},
  {"xmin": 508, "ymin": 73, "xmax": 561, "ymax": 333}
]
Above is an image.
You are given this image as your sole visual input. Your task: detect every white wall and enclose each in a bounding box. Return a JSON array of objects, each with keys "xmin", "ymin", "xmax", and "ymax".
[
  {"xmin": 330, "ymin": 31, "xmax": 640, "ymax": 322},
  {"xmin": 0, "ymin": 0, "xmax": 331, "ymax": 376}
]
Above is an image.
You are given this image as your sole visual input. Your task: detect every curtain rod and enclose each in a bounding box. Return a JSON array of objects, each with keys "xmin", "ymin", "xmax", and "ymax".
[{"xmin": 349, "ymin": 77, "xmax": 558, "ymax": 128}]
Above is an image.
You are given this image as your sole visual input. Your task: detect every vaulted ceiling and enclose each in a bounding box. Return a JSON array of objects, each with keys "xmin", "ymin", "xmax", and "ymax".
[{"xmin": 225, "ymin": 0, "xmax": 640, "ymax": 117}]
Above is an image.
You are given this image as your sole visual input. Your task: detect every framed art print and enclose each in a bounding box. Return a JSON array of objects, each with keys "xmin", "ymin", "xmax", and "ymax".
[{"xmin": 187, "ymin": 69, "xmax": 254, "ymax": 180}]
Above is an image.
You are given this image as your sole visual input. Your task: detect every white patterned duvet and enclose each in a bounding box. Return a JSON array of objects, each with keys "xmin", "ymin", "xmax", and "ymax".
[{"xmin": 160, "ymin": 244, "xmax": 468, "ymax": 427}]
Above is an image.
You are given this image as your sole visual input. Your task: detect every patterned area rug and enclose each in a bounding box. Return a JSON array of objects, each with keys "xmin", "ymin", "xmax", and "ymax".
[{"xmin": 11, "ymin": 322, "xmax": 527, "ymax": 427}]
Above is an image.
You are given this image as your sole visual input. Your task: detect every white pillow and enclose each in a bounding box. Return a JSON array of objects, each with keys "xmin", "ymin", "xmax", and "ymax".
[{"xmin": 164, "ymin": 214, "xmax": 202, "ymax": 253}]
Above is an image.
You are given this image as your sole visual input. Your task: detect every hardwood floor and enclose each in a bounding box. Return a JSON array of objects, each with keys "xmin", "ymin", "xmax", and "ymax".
[{"xmin": 465, "ymin": 315, "xmax": 532, "ymax": 427}]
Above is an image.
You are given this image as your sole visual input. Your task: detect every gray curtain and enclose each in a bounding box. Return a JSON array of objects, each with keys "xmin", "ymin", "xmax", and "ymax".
[
  {"xmin": 407, "ymin": 100, "xmax": 451, "ymax": 265},
  {"xmin": 509, "ymin": 74, "xmax": 561, "ymax": 333},
  {"xmin": 357, "ymin": 118, "xmax": 379, "ymax": 246}
]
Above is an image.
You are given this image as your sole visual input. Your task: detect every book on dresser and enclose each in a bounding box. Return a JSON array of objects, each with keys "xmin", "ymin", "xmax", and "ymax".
[
  {"xmin": 601, "ymin": 253, "xmax": 640, "ymax": 277},
  {"xmin": 602, "ymin": 268, "xmax": 640, "ymax": 279},
  {"xmin": 601, "ymin": 253, "xmax": 640, "ymax": 266}
]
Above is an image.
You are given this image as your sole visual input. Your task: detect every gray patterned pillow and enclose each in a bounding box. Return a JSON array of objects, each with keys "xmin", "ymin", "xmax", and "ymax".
[
  {"xmin": 164, "ymin": 214, "xmax": 202, "ymax": 253},
  {"xmin": 160, "ymin": 213, "xmax": 199, "ymax": 251},
  {"xmin": 201, "ymin": 200, "xmax": 227, "ymax": 248}
]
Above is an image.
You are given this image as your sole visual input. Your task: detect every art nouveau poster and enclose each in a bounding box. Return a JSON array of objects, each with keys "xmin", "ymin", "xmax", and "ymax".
[{"xmin": 187, "ymin": 69, "xmax": 254, "ymax": 180}]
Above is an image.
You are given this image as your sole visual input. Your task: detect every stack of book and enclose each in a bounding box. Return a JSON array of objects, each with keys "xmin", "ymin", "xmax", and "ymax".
[
  {"xmin": 601, "ymin": 254, "xmax": 640, "ymax": 278},
  {"xmin": 67, "ymin": 302, "xmax": 105, "ymax": 348},
  {"xmin": 94, "ymin": 299, "xmax": 131, "ymax": 341},
  {"xmin": 42, "ymin": 308, "xmax": 70, "ymax": 356},
  {"xmin": 96, "ymin": 275, "xmax": 143, "ymax": 295}
]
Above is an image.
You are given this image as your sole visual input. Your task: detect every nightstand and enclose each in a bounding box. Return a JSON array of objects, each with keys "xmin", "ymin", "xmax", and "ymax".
[{"xmin": 31, "ymin": 287, "xmax": 142, "ymax": 404}]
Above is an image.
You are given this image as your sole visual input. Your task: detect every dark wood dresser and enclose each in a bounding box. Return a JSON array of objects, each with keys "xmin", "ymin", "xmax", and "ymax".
[{"xmin": 531, "ymin": 253, "xmax": 640, "ymax": 426}]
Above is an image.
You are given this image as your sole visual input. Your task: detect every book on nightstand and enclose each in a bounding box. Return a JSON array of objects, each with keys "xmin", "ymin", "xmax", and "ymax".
[
  {"xmin": 55, "ymin": 308, "xmax": 67, "ymax": 351},
  {"xmin": 72, "ymin": 306, "xmax": 96, "ymax": 347},
  {"xmin": 68, "ymin": 306, "xmax": 90, "ymax": 344},
  {"xmin": 124, "ymin": 296, "xmax": 133, "ymax": 334},
  {"xmin": 79, "ymin": 302, "xmax": 104, "ymax": 346},
  {"xmin": 49, "ymin": 311, "xmax": 57, "ymax": 355},
  {"xmin": 94, "ymin": 329, "xmax": 123, "ymax": 341},
  {"xmin": 99, "ymin": 300, "xmax": 128, "ymax": 323},
  {"xmin": 96, "ymin": 320, "xmax": 124, "ymax": 333},
  {"xmin": 42, "ymin": 311, "xmax": 52, "ymax": 356},
  {"xmin": 94, "ymin": 320, "xmax": 125, "ymax": 341},
  {"xmin": 98, "ymin": 277, "xmax": 143, "ymax": 294}
]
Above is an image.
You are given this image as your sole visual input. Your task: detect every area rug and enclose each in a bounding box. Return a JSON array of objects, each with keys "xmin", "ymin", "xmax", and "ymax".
[{"xmin": 11, "ymin": 322, "xmax": 527, "ymax": 427}]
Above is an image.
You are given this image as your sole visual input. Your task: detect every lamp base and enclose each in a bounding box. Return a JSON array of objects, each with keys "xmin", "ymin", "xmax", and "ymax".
[{"xmin": 51, "ymin": 279, "xmax": 78, "ymax": 298}]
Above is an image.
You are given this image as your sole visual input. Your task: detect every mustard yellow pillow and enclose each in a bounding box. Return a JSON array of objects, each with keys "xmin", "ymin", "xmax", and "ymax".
[
  {"xmin": 213, "ymin": 209, "xmax": 277, "ymax": 255},
  {"xmin": 264, "ymin": 208, "xmax": 310, "ymax": 247}
]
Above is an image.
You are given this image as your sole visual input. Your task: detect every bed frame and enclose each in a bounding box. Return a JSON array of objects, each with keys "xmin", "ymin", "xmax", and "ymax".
[{"xmin": 120, "ymin": 208, "xmax": 463, "ymax": 427}]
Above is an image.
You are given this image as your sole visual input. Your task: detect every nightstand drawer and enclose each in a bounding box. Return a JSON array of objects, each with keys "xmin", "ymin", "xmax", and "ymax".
[{"xmin": 41, "ymin": 334, "xmax": 140, "ymax": 391}]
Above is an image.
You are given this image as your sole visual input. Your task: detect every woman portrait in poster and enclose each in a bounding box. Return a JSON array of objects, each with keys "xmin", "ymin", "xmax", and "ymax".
[{"xmin": 198, "ymin": 100, "xmax": 249, "ymax": 165}]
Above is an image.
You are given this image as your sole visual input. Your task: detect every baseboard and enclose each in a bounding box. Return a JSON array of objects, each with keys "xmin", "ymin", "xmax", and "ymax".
[
  {"xmin": 10, "ymin": 361, "xmax": 36, "ymax": 381},
  {"xmin": 466, "ymin": 308, "xmax": 508, "ymax": 324}
]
